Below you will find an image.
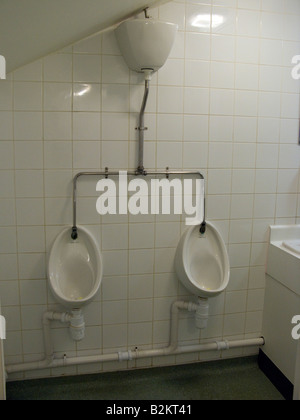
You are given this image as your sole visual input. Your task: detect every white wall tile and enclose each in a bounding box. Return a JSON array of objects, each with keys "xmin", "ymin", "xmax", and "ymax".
[
  {"xmin": 261, "ymin": 12, "xmax": 284, "ymax": 40},
  {"xmin": 14, "ymin": 82, "xmax": 42, "ymax": 111},
  {"xmin": 102, "ymin": 55, "xmax": 129, "ymax": 84},
  {"xmin": 260, "ymin": 39, "xmax": 283, "ymax": 66},
  {"xmin": 102, "ymin": 276, "xmax": 128, "ymax": 301},
  {"xmin": 101, "ymin": 141, "xmax": 128, "ymax": 169},
  {"xmin": 129, "ymin": 223, "xmax": 154, "ymax": 249},
  {"xmin": 256, "ymin": 144, "xmax": 279, "ymax": 168},
  {"xmin": 185, "ymin": 60, "xmax": 210, "ymax": 87},
  {"xmin": 230, "ymin": 194, "xmax": 254, "ymax": 219},
  {"xmin": 158, "ymin": 114, "xmax": 183, "ymax": 141},
  {"xmin": 158, "ymin": 59, "xmax": 184, "ymax": 86},
  {"xmin": 237, "ymin": 10, "xmax": 260, "ymax": 37},
  {"xmin": 73, "ymin": 54, "xmax": 101, "ymax": 83},
  {"xmin": 14, "ymin": 112, "xmax": 43, "ymax": 141},
  {"xmin": 183, "ymin": 142, "xmax": 208, "ymax": 169},
  {"xmin": 44, "ymin": 141, "xmax": 72, "ymax": 169},
  {"xmin": 0, "ymin": 141, "xmax": 14, "ymax": 169},
  {"xmin": 44, "ymin": 54, "xmax": 73, "ymax": 82},
  {"xmin": 0, "ymin": 199, "xmax": 16, "ymax": 226},
  {"xmin": 73, "ymin": 83, "xmax": 101, "ymax": 112},
  {"xmin": 0, "ymin": 227, "xmax": 17, "ymax": 253},
  {"xmin": 209, "ymin": 142, "xmax": 233, "ymax": 168},
  {"xmin": 185, "ymin": 33, "xmax": 211, "ymax": 60},
  {"xmin": 233, "ymin": 143, "xmax": 256, "ymax": 168},
  {"xmin": 236, "ymin": 37, "xmax": 260, "ymax": 64},
  {"xmin": 186, "ymin": 4, "xmax": 212, "ymax": 33},
  {"xmin": 234, "ymin": 117, "xmax": 257, "ymax": 142},
  {"xmin": 210, "ymin": 89, "xmax": 235, "ymax": 115},
  {"xmin": 212, "ymin": 6, "xmax": 237, "ymax": 35},
  {"xmin": 235, "ymin": 63, "xmax": 259, "ymax": 90},
  {"xmin": 43, "ymin": 82, "xmax": 72, "ymax": 111},
  {"xmin": 157, "ymin": 142, "xmax": 183, "ymax": 169},
  {"xmin": 184, "ymin": 87, "xmax": 210, "ymax": 114},
  {"xmin": 184, "ymin": 115, "xmax": 209, "ymax": 142},
  {"xmin": 0, "ymin": 81, "xmax": 12, "ymax": 110},
  {"xmin": 235, "ymin": 91, "xmax": 258, "ymax": 117},
  {"xmin": 211, "ymin": 62, "xmax": 235, "ymax": 88},
  {"xmin": 211, "ymin": 35, "xmax": 235, "ymax": 62},
  {"xmin": 258, "ymin": 92, "xmax": 281, "ymax": 118},
  {"xmin": 15, "ymin": 141, "xmax": 43, "ymax": 169},
  {"xmin": 129, "ymin": 249, "xmax": 154, "ymax": 275},
  {"xmin": 44, "ymin": 112, "xmax": 72, "ymax": 141},
  {"xmin": 17, "ymin": 226, "xmax": 45, "ymax": 253},
  {"xmin": 102, "ymin": 84, "xmax": 129, "ymax": 112},
  {"xmin": 73, "ymin": 112, "xmax": 101, "ymax": 140},
  {"xmin": 158, "ymin": 86, "xmax": 184, "ymax": 113},
  {"xmin": 257, "ymin": 118, "xmax": 280, "ymax": 143},
  {"xmin": 16, "ymin": 198, "xmax": 44, "ymax": 225},
  {"xmin": 102, "ymin": 113, "xmax": 129, "ymax": 141},
  {"xmin": 73, "ymin": 141, "xmax": 101, "ymax": 169}
]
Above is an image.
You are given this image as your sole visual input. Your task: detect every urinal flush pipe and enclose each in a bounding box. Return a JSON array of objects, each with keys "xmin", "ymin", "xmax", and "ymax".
[{"xmin": 136, "ymin": 70, "xmax": 153, "ymax": 175}]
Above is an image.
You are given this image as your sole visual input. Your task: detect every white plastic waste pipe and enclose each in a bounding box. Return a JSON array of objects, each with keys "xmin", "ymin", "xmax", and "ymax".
[{"xmin": 5, "ymin": 301, "xmax": 264, "ymax": 375}]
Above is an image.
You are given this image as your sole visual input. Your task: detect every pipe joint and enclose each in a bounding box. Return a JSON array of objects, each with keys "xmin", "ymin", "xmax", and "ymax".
[
  {"xmin": 69, "ymin": 310, "xmax": 85, "ymax": 342},
  {"xmin": 216, "ymin": 340, "xmax": 230, "ymax": 351},
  {"xmin": 118, "ymin": 350, "xmax": 133, "ymax": 362},
  {"xmin": 195, "ymin": 298, "xmax": 209, "ymax": 330}
]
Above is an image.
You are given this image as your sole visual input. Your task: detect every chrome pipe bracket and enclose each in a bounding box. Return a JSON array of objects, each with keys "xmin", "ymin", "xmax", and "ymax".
[
  {"xmin": 144, "ymin": 7, "xmax": 150, "ymax": 19},
  {"xmin": 200, "ymin": 222, "xmax": 207, "ymax": 235},
  {"xmin": 71, "ymin": 226, "xmax": 78, "ymax": 241}
]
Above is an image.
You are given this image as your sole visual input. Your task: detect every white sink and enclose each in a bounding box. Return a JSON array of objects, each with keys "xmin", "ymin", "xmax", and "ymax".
[
  {"xmin": 283, "ymin": 241, "xmax": 300, "ymax": 256},
  {"xmin": 267, "ymin": 225, "xmax": 300, "ymax": 295},
  {"xmin": 262, "ymin": 225, "xmax": 300, "ymax": 395}
]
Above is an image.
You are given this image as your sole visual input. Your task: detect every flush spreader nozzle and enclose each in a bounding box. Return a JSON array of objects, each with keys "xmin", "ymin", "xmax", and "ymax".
[{"xmin": 142, "ymin": 69, "xmax": 154, "ymax": 82}]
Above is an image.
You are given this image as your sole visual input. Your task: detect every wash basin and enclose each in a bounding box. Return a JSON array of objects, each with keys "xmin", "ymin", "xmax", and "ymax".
[
  {"xmin": 283, "ymin": 241, "xmax": 300, "ymax": 256},
  {"xmin": 267, "ymin": 225, "xmax": 300, "ymax": 295}
]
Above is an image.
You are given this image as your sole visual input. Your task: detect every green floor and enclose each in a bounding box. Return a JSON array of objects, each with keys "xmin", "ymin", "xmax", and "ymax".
[{"xmin": 6, "ymin": 356, "xmax": 284, "ymax": 400}]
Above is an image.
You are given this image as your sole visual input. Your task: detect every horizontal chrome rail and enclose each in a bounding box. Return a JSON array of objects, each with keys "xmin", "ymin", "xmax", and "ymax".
[{"xmin": 72, "ymin": 169, "xmax": 206, "ymax": 240}]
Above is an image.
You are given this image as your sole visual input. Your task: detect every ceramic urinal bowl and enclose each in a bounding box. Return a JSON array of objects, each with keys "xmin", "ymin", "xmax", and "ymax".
[
  {"xmin": 175, "ymin": 222, "xmax": 230, "ymax": 298},
  {"xmin": 48, "ymin": 227, "xmax": 103, "ymax": 309}
]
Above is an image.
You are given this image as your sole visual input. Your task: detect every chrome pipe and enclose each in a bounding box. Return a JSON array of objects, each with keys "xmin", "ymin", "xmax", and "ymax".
[
  {"xmin": 72, "ymin": 170, "xmax": 206, "ymax": 239},
  {"xmin": 136, "ymin": 79, "xmax": 150, "ymax": 175}
]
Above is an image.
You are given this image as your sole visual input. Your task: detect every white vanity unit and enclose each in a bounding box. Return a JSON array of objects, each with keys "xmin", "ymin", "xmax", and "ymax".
[
  {"xmin": 261, "ymin": 225, "xmax": 300, "ymax": 400},
  {"xmin": 0, "ymin": 302, "xmax": 6, "ymax": 400}
]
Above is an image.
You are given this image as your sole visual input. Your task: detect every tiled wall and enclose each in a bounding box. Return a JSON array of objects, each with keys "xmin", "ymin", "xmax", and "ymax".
[{"xmin": 1, "ymin": 0, "xmax": 300, "ymax": 379}]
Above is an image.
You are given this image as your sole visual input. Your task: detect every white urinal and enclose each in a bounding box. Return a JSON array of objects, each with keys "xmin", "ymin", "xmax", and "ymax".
[
  {"xmin": 175, "ymin": 222, "xmax": 230, "ymax": 299},
  {"xmin": 48, "ymin": 226, "xmax": 103, "ymax": 310}
]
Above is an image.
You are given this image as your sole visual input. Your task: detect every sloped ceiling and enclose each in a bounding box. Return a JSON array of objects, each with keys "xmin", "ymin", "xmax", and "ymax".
[{"xmin": 0, "ymin": 0, "xmax": 171, "ymax": 73}]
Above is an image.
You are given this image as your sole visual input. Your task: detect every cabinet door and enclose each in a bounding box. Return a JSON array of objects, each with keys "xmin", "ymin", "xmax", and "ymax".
[{"xmin": 0, "ymin": 303, "xmax": 6, "ymax": 400}]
